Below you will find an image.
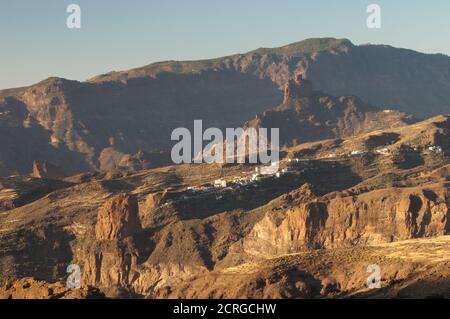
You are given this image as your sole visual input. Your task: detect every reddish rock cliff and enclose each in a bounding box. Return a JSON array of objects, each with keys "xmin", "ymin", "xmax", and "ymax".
[
  {"xmin": 241, "ymin": 183, "xmax": 450, "ymax": 258},
  {"xmin": 95, "ymin": 194, "xmax": 142, "ymax": 241},
  {"xmin": 32, "ymin": 160, "xmax": 64, "ymax": 179}
]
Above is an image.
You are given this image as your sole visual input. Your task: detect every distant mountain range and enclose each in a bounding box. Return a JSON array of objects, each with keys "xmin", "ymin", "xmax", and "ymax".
[
  {"xmin": 90, "ymin": 37, "xmax": 450, "ymax": 118},
  {"xmin": 1, "ymin": 38, "xmax": 450, "ymax": 299},
  {"xmin": 1, "ymin": 37, "xmax": 449, "ymax": 177}
]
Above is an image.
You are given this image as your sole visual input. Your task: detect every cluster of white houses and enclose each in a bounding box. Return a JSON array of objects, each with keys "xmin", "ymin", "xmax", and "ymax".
[
  {"xmin": 325, "ymin": 143, "xmax": 445, "ymax": 159},
  {"xmin": 428, "ymin": 145, "xmax": 443, "ymax": 154},
  {"xmin": 184, "ymin": 161, "xmax": 295, "ymax": 201},
  {"xmin": 181, "ymin": 143, "xmax": 446, "ymax": 202}
]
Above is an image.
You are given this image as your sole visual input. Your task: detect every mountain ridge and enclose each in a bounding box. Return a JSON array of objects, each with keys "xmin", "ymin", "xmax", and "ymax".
[
  {"xmin": 87, "ymin": 37, "xmax": 450, "ymax": 83},
  {"xmin": 3, "ymin": 37, "xmax": 449, "ymax": 90},
  {"xmin": 1, "ymin": 37, "xmax": 450, "ymax": 177},
  {"xmin": 242, "ymin": 74, "xmax": 415, "ymax": 147}
]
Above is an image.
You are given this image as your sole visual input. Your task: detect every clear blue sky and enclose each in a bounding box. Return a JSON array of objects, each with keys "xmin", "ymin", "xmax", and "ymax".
[{"xmin": 1, "ymin": 0, "xmax": 450, "ymax": 89}]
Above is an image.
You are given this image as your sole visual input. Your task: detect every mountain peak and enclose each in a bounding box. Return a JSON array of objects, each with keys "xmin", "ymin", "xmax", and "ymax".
[
  {"xmin": 283, "ymin": 74, "xmax": 314, "ymax": 103},
  {"xmin": 251, "ymin": 38, "xmax": 354, "ymax": 56}
]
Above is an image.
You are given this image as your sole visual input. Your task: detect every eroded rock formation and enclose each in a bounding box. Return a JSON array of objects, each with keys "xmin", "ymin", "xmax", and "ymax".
[
  {"xmin": 81, "ymin": 194, "xmax": 143, "ymax": 297},
  {"xmin": 32, "ymin": 160, "xmax": 64, "ymax": 179},
  {"xmin": 241, "ymin": 184, "xmax": 450, "ymax": 258},
  {"xmin": 144, "ymin": 190, "xmax": 169, "ymax": 211},
  {"xmin": 0, "ymin": 114, "xmax": 449, "ymax": 299},
  {"xmin": 2, "ymin": 38, "xmax": 450, "ymax": 178},
  {"xmin": 95, "ymin": 194, "xmax": 142, "ymax": 241},
  {"xmin": 283, "ymin": 74, "xmax": 314, "ymax": 103},
  {"xmin": 244, "ymin": 74, "xmax": 413, "ymax": 147}
]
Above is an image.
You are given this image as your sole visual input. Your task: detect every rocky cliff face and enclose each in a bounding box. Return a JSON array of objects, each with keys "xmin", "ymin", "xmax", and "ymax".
[
  {"xmin": 71, "ymin": 153, "xmax": 449, "ymax": 298},
  {"xmin": 82, "ymin": 240, "xmax": 141, "ymax": 298},
  {"xmin": 0, "ymin": 110, "xmax": 449, "ymax": 299},
  {"xmin": 0, "ymin": 73, "xmax": 280, "ymax": 177},
  {"xmin": 240, "ymin": 184, "xmax": 450, "ymax": 258},
  {"xmin": 80, "ymin": 193, "xmax": 212, "ymax": 297},
  {"xmin": 91, "ymin": 38, "xmax": 450, "ymax": 118},
  {"xmin": 80, "ymin": 194, "xmax": 142, "ymax": 297},
  {"xmin": 1, "ymin": 38, "xmax": 449, "ymax": 177},
  {"xmin": 283, "ymin": 74, "xmax": 314, "ymax": 103},
  {"xmin": 94, "ymin": 194, "xmax": 142, "ymax": 241},
  {"xmin": 77, "ymin": 180, "xmax": 450, "ymax": 298},
  {"xmin": 32, "ymin": 160, "xmax": 64, "ymax": 179},
  {"xmin": 244, "ymin": 75, "xmax": 414, "ymax": 146}
]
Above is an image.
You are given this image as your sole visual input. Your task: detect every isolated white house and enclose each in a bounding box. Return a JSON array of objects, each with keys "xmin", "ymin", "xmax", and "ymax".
[
  {"xmin": 351, "ymin": 150, "xmax": 365, "ymax": 156},
  {"xmin": 214, "ymin": 179, "xmax": 227, "ymax": 188}
]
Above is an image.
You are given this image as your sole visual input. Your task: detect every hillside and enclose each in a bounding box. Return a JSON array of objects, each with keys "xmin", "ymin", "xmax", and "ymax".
[
  {"xmin": 0, "ymin": 115, "xmax": 448, "ymax": 298},
  {"xmin": 90, "ymin": 37, "xmax": 450, "ymax": 117},
  {"xmin": 243, "ymin": 74, "xmax": 414, "ymax": 147},
  {"xmin": 1, "ymin": 38, "xmax": 450, "ymax": 177}
]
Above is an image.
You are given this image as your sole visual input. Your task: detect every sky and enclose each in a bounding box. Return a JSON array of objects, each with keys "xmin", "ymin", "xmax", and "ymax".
[{"xmin": 1, "ymin": 0, "xmax": 450, "ymax": 89}]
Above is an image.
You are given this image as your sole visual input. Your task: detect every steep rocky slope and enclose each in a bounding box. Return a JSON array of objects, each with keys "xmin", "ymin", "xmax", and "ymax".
[
  {"xmin": 1, "ymin": 38, "xmax": 450, "ymax": 177},
  {"xmin": 91, "ymin": 38, "xmax": 450, "ymax": 118},
  {"xmin": 0, "ymin": 115, "xmax": 448, "ymax": 299},
  {"xmin": 157, "ymin": 236, "xmax": 450, "ymax": 299},
  {"xmin": 243, "ymin": 74, "xmax": 414, "ymax": 146},
  {"xmin": 0, "ymin": 75, "xmax": 279, "ymax": 176}
]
